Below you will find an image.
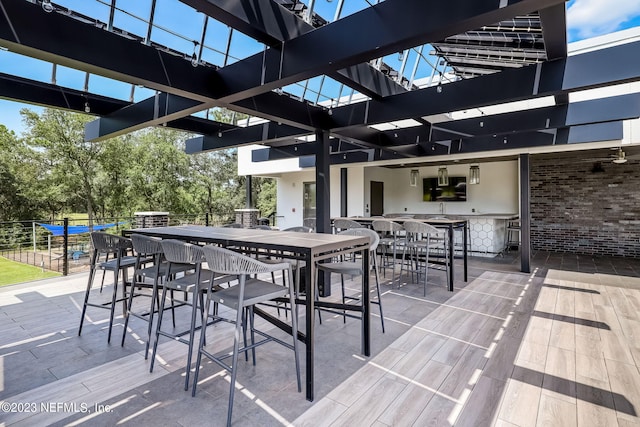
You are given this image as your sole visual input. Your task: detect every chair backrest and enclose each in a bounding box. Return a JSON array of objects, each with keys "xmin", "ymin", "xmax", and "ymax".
[
  {"xmin": 202, "ymin": 245, "xmax": 289, "ymax": 275},
  {"xmin": 385, "ymin": 213, "xmax": 415, "ymax": 219},
  {"xmin": 130, "ymin": 234, "xmax": 164, "ymax": 256},
  {"xmin": 412, "ymin": 214, "xmax": 432, "ymax": 219},
  {"xmin": 223, "ymin": 223, "xmax": 243, "ymax": 228},
  {"xmin": 302, "ymin": 218, "xmax": 316, "ymax": 230},
  {"xmin": 250, "ymin": 225, "xmax": 272, "ymax": 230},
  {"xmin": 160, "ymin": 239, "xmax": 205, "ymax": 264},
  {"xmin": 282, "ymin": 226, "xmax": 312, "ymax": 233},
  {"xmin": 338, "ymin": 228, "xmax": 380, "ymax": 252},
  {"xmin": 90, "ymin": 232, "xmax": 132, "ymax": 254},
  {"xmin": 371, "ymin": 220, "xmax": 403, "ymax": 233},
  {"xmin": 333, "ymin": 219, "xmax": 363, "ymax": 232},
  {"xmin": 403, "ymin": 221, "xmax": 440, "ymax": 236}
]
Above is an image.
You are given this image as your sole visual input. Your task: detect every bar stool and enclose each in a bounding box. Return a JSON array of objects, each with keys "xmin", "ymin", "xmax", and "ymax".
[
  {"xmin": 192, "ymin": 245, "xmax": 301, "ymax": 427},
  {"xmin": 505, "ymin": 218, "xmax": 521, "ymax": 252},
  {"xmin": 258, "ymin": 226, "xmax": 310, "ymax": 316},
  {"xmin": 371, "ymin": 219, "xmax": 404, "ymax": 284},
  {"xmin": 149, "ymin": 239, "xmax": 216, "ymax": 391},
  {"xmin": 78, "ymin": 232, "xmax": 137, "ymax": 343},
  {"xmin": 400, "ymin": 221, "xmax": 450, "ymax": 295},
  {"xmin": 121, "ymin": 234, "xmax": 192, "ymax": 357},
  {"xmin": 333, "ymin": 218, "xmax": 364, "ymax": 233},
  {"xmin": 333, "ymin": 219, "xmax": 364, "ymax": 262},
  {"xmin": 316, "ymin": 228, "xmax": 385, "ymax": 332}
]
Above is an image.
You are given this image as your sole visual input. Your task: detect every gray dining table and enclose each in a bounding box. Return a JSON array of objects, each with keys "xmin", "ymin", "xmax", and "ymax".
[{"xmin": 127, "ymin": 224, "xmax": 371, "ymax": 401}]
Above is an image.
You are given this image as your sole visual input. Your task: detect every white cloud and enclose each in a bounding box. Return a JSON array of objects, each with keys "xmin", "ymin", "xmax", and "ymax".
[{"xmin": 567, "ymin": 0, "xmax": 640, "ymax": 39}]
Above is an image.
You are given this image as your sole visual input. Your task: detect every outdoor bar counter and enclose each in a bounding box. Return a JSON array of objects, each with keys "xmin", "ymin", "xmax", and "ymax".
[{"xmin": 381, "ymin": 213, "xmax": 518, "ymax": 256}]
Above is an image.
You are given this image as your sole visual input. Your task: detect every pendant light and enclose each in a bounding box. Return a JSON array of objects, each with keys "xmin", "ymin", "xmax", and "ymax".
[
  {"xmin": 437, "ymin": 167, "xmax": 448, "ymax": 186},
  {"xmin": 469, "ymin": 165, "xmax": 480, "ymax": 184},
  {"xmin": 409, "ymin": 169, "xmax": 419, "ymax": 187}
]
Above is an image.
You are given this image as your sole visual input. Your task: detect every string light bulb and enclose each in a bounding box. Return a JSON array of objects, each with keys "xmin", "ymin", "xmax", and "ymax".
[
  {"xmin": 42, "ymin": 0, "xmax": 54, "ymax": 13},
  {"xmin": 84, "ymin": 101, "xmax": 90, "ymax": 113},
  {"xmin": 190, "ymin": 41, "xmax": 199, "ymax": 67}
]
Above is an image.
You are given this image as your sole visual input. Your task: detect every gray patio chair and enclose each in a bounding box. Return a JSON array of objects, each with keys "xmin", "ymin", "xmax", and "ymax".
[
  {"xmin": 149, "ymin": 239, "xmax": 223, "ymax": 391},
  {"xmin": 78, "ymin": 232, "xmax": 137, "ymax": 343},
  {"xmin": 303, "ymin": 218, "xmax": 316, "ymax": 231},
  {"xmin": 400, "ymin": 221, "xmax": 449, "ymax": 295},
  {"xmin": 315, "ymin": 228, "xmax": 385, "ymax": 332},
  {"xmin": 250, "ymin": 224, "xmax": 273, "ymax": 230},
  {"xmin": 259, "ymin": 225, "xmax": 312, "ymax": 317},
  {"xmin": 333, "ymin": 218, "xmax": 364, "ymax": 233},
  {"xmin": 192, "ymin": 245, "xmax": 301, "ymax": 427},
  {"xmin": 282, "ymin": 226, "xmax": 312, "ymax": 233},
  {"xmin": 223, "ymin": 223, "xmax": 243, "ymax": 228},
  {"xmin": 121, "ymin": 234, "xmax": 192, "ymax": 356},
  {"xmin": 371, "ymin": 219, "xmax": 404, "ymax": 284}
]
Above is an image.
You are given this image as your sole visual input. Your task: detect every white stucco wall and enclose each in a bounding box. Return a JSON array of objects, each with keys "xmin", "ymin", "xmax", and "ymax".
[
  {"xmin": 362, "ymin": 161, "xmax": 518, "ymax": 216},
  {"xmin": 272, "ymin": 160, "xmax": 518, "ymax": 227},
  {"xmin": 274, "ymin": 167, "xmax": 344, "ymax": 228},
  {"xmin": 347, "ymin": 167, "xmax": 365, "ymax": 217}
]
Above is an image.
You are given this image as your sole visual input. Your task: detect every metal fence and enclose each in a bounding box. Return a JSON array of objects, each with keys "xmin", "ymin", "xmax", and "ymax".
[{"xmin": 0, "ymin": 214, "xmax": 226, "ymax": 275}]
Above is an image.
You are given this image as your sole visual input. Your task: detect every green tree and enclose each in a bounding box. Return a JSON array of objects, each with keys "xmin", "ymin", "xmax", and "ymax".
[
  {"xmin": 190, "ymin": 149, "xmax": 244, "ymax": 222},
  {"xmin": 1, "ymin": 106, "xmax": 277, "ymax": 224},
  {"xmin": 128, "ymin": 127, "xmax": 196, "ymax": 214},
  {"xmin": 255, "ymin": 177, "xmax": 277, "ymax": 218},
  {"xmin": 22, "ymin": 108, "xmax": 101, "ymax": 225},
  {"xmin": 93, "ymin": 134, "xmax": 134, "ymax": 219},
  {"xmin": 0, "ymin": 125, "xmax": 38, "ymax": 220}
]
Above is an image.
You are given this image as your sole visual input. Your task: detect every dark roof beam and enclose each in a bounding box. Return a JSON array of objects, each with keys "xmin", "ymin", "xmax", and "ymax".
[
  {"xmin": 211, "ymin": 0, "xmax": 566, "ymax": 103},
  {"xmin": 251, "ymin": 139, "xmax": 363, "ymax": 161},
  {"xmin": 0, "ymin": 0, "xmax": 326, "ymax": 131},
  {"xmin": 539, "ymin": 3, "xmax": 568, "ymax": 104},
  {"xmin": 391, "ymin": 122, "xmax": 623, "ymax": 157},
  {"xmin": 185, "ymin": 122, "xmax": 310, "ymax": 153},
  {"xmin": 0, "ymin": 72, "xmax": 127, "ymax": 115},
  {"xmin": 187, "ymin": 92, "xmax": 640, "ymax": 155},
  {"xmin": 329, "ymin": 40, "xmax": 640, "ymax": 131},
  {"xmin": 85, "ymin": 93, "xmax": 212, "ymax": 142},
  {"xmin": 432, "ymin": 93, "xmax": 640, "ymax": 138},
  {"xmin": 179, "ymin": 0, "xmax": 407, "ymax": 98},
  {"xmin": 0, "ymin": 72, "xmax": 239, "ymax": 136},
  {"xmin": 539, "ymin": 4, "xmax": 567, "ymax": 60}
]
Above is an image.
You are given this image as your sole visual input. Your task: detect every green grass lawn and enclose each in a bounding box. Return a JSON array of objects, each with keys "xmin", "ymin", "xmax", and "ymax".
[{"xmin": 0, "ymin": 256, "xmax": 61, "ymax": 287}]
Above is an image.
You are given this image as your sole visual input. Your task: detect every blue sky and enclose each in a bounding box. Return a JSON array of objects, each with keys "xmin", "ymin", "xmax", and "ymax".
[{"xmin": 2, "ymin": 0, "xmax": 640, "ymax": 136}]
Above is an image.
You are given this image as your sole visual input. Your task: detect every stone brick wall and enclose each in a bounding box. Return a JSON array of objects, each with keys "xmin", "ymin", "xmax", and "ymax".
[
  {"xmin": 235, "ymin": 209, "xmax": 259, "ymax": 228},
  {"xmin": 530, "ymin": 150, "xmax": 640, "ymax": 256},
  {"xmin": 134, "ymin": 212, "xmax": 169, "ymax": 228}
]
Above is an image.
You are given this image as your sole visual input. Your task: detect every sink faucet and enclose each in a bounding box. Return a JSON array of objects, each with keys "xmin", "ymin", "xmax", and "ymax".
[{"xmin": 439, "ymin": 202, "xmax": 445, "ymax": 214}]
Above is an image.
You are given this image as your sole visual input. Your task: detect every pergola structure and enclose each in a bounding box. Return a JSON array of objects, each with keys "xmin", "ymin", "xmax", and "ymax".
[{"xmin": 2, "ymin": 0, "xmax": 640, "ymax": 270}]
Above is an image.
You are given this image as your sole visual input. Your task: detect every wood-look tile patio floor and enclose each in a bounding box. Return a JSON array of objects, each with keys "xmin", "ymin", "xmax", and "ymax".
[{"xmin": 1, "ymin": 251, "xmax": 639, "ymax": 426}]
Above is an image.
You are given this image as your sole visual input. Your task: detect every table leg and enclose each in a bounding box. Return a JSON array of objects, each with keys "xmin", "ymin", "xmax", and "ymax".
[
  {"xmin": 448, "ymin": 225, "xmax": 454, "ymax": 291},
  {"xmin": 305, "ymin": 257, "xmax": 315, "ymax": 401},
  {"xmin": 362, "ymin": 248, "xmax": 371, "ymax": 356},
  {"xmin": 463, "ymin": 222, "xmax": 468, "ymax": 282}
]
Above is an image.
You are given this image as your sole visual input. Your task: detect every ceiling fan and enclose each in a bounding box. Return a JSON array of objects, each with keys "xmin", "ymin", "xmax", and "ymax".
[
  {"xmin": 583, "ymin": 147, "xmax": 640, "ymax": 164},
  {"xmin": 611, "ymin": 147, "xmax": 628, "ymax": 164}
]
